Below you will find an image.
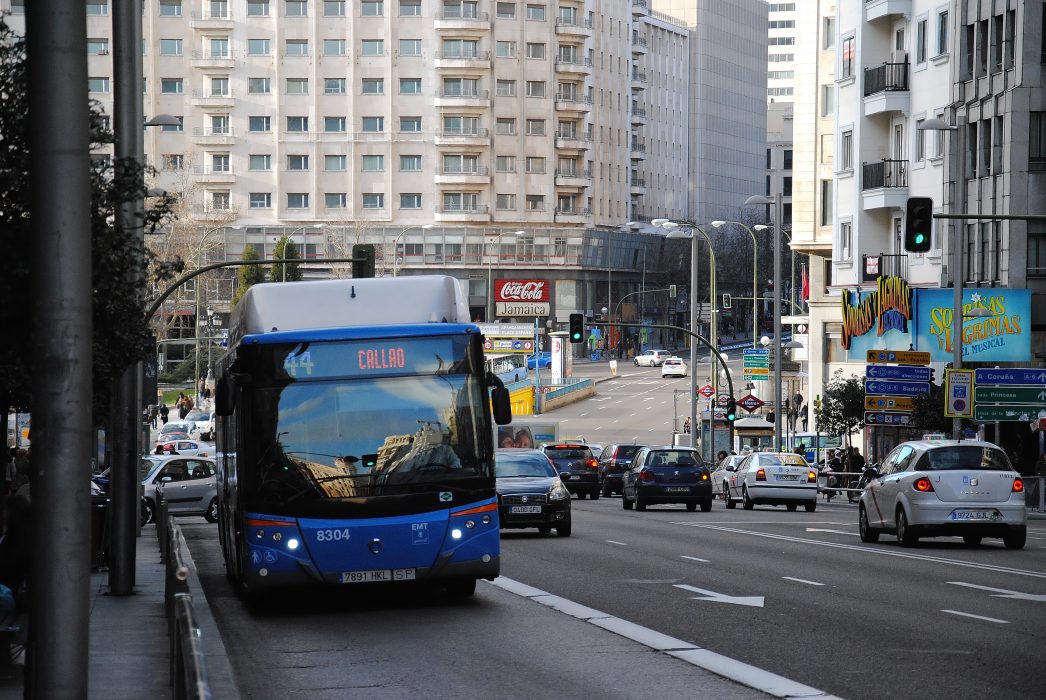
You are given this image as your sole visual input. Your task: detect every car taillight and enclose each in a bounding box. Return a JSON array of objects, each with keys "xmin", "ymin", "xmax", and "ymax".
[
  {"xmin": 638, "ymin": 470, "xmax": 656, "ymax": 482},
  {"xmin": 1012, "ymin": 478, "xmax": 1024, "ymax": 493},
  {"xmin": 807, "ymin": 471, "xmax": 817, "ymax": 483},
  {"xmin": 914, "ymin": 477, "xmax": 934, "ymax": 492},
  {"xmin": 588, "ymin": 459, "xmax": 598, "ymax": 469},
  {"xmin": 756, "ymin": 468, "xmax": 766, "ymax": 482}
]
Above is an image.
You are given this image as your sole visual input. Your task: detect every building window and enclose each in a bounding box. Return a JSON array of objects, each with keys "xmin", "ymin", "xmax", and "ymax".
[
  {"xmin": 841, "ymin": 129, "xmax": 853, "ymax": 170},
  {"xmin": 286, "ymin": 116, "xmax": 308, "ymax": 132},
  {"xmin": 400, "ymin": 0, "xmax": 421, "ymax": 16},
  {"xmin": 496, "ymin": 194, "xmax": 516, "ymax": 210},
  {"xmin": 840, "ymin": 36, "xmax": 855, "ymax": 78},
  {"xmin": 208, "ymin": 37, "xmax": 230, "ymax": 57},
  {"xmin": 400, "ymin": 155, "xmax": 422, "ymax": 171},
  {"xmin": 400, "ymin": 78, "xmax": 422, "ymax": 94},
  {"xmin": 1029, "ymin": 225, "xmax": 1046, "ymax": 278},
  {"xmin": 324, "ymin": 39, "xmax": 346, "ymax": 55},
  {"xmin": 400, "ymin": 193, "xmax": 422, "ymax": 209},
  {"xmin": 159, "ymin": 39, "xmax": 182, "ymax": 56},
  {"xmin": 443, "ymin": 192, "xmax": 478, "ymax": 211},
  {"xmin": 526, "ymin": 81, "xmax": 546, "ymax": 98},
  {"xmin": 400, "ymin": 39, "xmax": 422, "ymax": 56},
  {"xmin": 525, "ymin": 119, "xmax": 546, "ymax": 135},
  {"xmin": 87, "ymin": 39, "xmax": 109, "ymax": 54},
  {"xmin": 88, "ymin": 77, "xmax": 110, "ymax": 93},
  {"xmin": 782, "ymin": 176, "xmax": 792, "ymax": 196},
  {"xmin": 248, "ymin": 116, "xmax": 271, "ymax": 132},
  {"xmin": 361, "ymin": 39, "xmax": 384, "ymax": 56},
  {"xmin": 525, "ymin": 4, "xmax": 545, "ymax": 21},
  {"xmin": 496, "ymin": 118, "xmax": 516, "ymax": 135},
  {"xmin": 247, "ymin": 1, "xmax": 270, "ymax": 16},
  {"xmin": 158, "ymin": 1, "xmax": 181, "ymax": 16},
  {"xmin": 286, "ymin": 1, "xmax": 308, "ymax": 17},
  {"xmin": 210, "ymin": 191, "xmax": 231, "ymax": 211},
  {"xmin": 286, "ymin": 78, "xmax": 309, "ymax": 95},
  {"xmin": 287, "ymin": 193, "xmax": 310, "ymax": 209},
  {"xmin": 325, "ymin": 78, "xmax": 346, "ymax": 95},
  {"xmin": 249, "ymin": 193, "xmax": 272, "ymax": 209},
  {"xmin": 361, "ymin": 0, "xmax": 384, "ymax": 16},
  {"xmin": 87, "ymin": 2, "xmax": 109, "ymax": 16},
  {"xmin": 914, "ymin": 119, "xmax": 926, "ymax": 162},
  {"xmin": 248, "ymin": 77, "xmax": 270, "ymax": 94},
  {"xmin": 525, "ymin": 194, "xmax": 545, "ymax": 211},
  {"xmin": 362, "ymin": 193, "xmax": 385, "ymax": 209},
  {"xmin": 247, "ymin": 39, "xmax": 271, "ymax": 56},
  {"xmin": 822, "ymin": 17, "xmax": 835, "ymax": 49},
  {"xmin": 361, "ymin": 154, "xmax": 384, "ymax": 171},
  {"xmin": 525, "ymin": 156, "xmax": 546, "ymax": 173},
  {"xmin": 161, "ymin": 78, "xmax": 183, "ymax": 94},
  {"xmin": 324, "ymin": 193, "xmax": 347, "ymax": 209},
  {"xmin": 820, "ymin": 180, "xmax": 832, "ymax": 227},
  {"xmin": 495, "ymin": 156, "xmax": 516, "ymax": 172},
  {"xmin": 783, "ymin": 149, "xmax": 793, "ymax": 170},
  {"xmin": 766, "ymin": 148, "xmax": 772, "ymax": 169},
  {"xmin": 1004, "ymin": 9, "xmax": 1016, "ymax": 70},
  {"xmin": 991, "ymin": 14, "xmax": 1004, "ymax": 73},
  {"xmin": 325, "ymin": 155, "xmax": 347, "ymax": 171},
  {"xmin": 288, "ymin": 154, "xmax": 310, "ymax": 171},
  {"xmin": 400, "ymin": 116, "xmax": 422, "ymax": 132},
  {"xmin": 249, "ymin": 154, "xmax": 272, "ymax": 171},
  {"xmin": 839, "ymin": 221, "xmax": 852, "ymax": 260},
  {"xmin": 324, "ymin": 116, "xmax": 346, "ymax": 132},
  {"xmin": 362, "ymin": 116, "xmax": 384, "ymax": 132},
  {"xmin": 496, "ymin": 41, "xmax": 516, "ymax": 58},
  {"xmin": 361, "ymin": 78, "xmax": 384, "ymax": 94},
  {"xmin": 324, "ymin": 1, "xmax": 346, "ymax": 16},
  {"xmin": 936, "ymin": 10, "xmax": 949, "ymax": 56},
  {"xmin": 1031, "ymin": 112, "xmax": 1046, "ymax": 170},
  {"xmin": 916, "ymin": 19, "xmax": 927, "ymax": 64},
  {"xmin": 286, "ymin": 39, "xmax": 309, "ymax": 56},
  {"xmin": 820, "ymin": 84, "xmax": 834, "ymax": 117},
  {"xmin": 526, "ymin": 42, "xmax": 546, "ymax": 59},
  {"xmin": 496, "ymin": 80, "xmax": 516, "ymax": 96},
  {"xmin": 496, "ymin": 2, "xmax": 515, "ymax": 19},
  {"xmin": 162, "ymin": 154, "xmax": 183, "ymax": 170}
]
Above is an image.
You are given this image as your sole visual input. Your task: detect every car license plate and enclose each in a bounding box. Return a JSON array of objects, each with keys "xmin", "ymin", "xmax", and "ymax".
[
  {"xmin": 665, "ymin": 486, "xmax": 690, "ymax": 493},
  {"xmin": 509, "ymin": 505, "xmax": 542, "ymax": 514},
  {"xmin": 777, "ymin": 474, "xmax": 799, "ymax": 481},
  {"xmin": 949, "ymin": 510, "xmax": 999, "ymax": 522},
  {"xmin": 340, "ymin": 568, "xmax": 416, "ymax": 584}
]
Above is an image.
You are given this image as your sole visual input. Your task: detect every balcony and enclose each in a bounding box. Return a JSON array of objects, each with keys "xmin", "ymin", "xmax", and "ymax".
[
  {"xmin": 190, "ymin": 88, "xmax": 234, "ymax": 108},
  {"xmin": 434, "ymin": 89, "xmax": 490, "ymax": 109},
  {"xmin": 434, "ymin": 11, "xmax": 490, "ymax": 32},
  {"xmin": 434, "ymin": 166, "xmax": 490, "ymax": 185},
  {"xmin": 190, "ymin": 50, "xmax": 234, "ymax": 69},
  {"xmin": 555, "ymin": 168, "xmax": 592, "ymax": 188},
  {"xmin": 631, "ymin": 70, "xmax": 647, "ymax": 91},
  {"xmin": 630, "ymin": 105, "xmax": 647, "ymax": 126},
  {"xmin": 631, "ymin": 35, "xmax": 649, "ymax": 56},
  {"xmin": 554, "ymin": 134, "xmax": 591, "ymax": 151},
  {"xmin": 554, "ymin": 93, "xmax": 593, "ymax": 113},
  {"xmin": 434, "ymin": 50, "xmax": 491, "ymax": 70},
  {"xmin": 555, "ymin": 207, "xmax": 591, "ymax": 224},
  {"xmin": 864, "ymin": 0, "xmax": 911, "ymax": 23},
  {"xmin": 863, "ymin": 62, "xmax": 909, "ymax": 116},
  {"xmin": 190, "ymin": 10, "xmax": 234, "ymax": 30},
  {"xmin": 554, "ymin": 57, "xmax": 593, "ymax": 76},
  {"xmin": 192, "ymin": 165, "xmax": 235, "ymax": 184},
  {"xmin": 861, "ymin": 253, "xmax": 908, "ymax": 281},
  {"xmin": 435, "ymin": 127, "xmax": 490, "ymax": 146},
  {"xmin": 631, "ymin": 0, "xmax": 650, "ymax": 17},
  {"xmin": 629, "ymin": 177, "xmax": 647, "ymax": 195},
  {"xmin": 630, "ymin": 141, "xmax": 647, "ymax": 160},
  {"xmin": 555, "ymin": 18, "xmax": 593, "ymax": 38},
  {"xmin": 861, "ymin": 159, "xmax": 908, "ymax": 210},
  {"xmin": 435, "ymin": 204, "xmax": 490, "ymax": 223},
  {"xmin": 191, "ymin": 127, "xmax": 234, "ymax": 145}
]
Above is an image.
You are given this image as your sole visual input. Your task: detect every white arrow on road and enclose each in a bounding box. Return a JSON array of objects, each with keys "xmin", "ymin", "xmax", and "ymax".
[
  {"xmin": 947, "ymin": 581, "xmax": 1046, "ymax": 602},
  {"xmin": 674, "ymin": 583, "xmax": 765, "ymax": 607}
]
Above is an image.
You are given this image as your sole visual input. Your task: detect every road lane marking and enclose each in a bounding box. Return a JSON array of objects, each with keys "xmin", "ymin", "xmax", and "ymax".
[
  {"xmin": 805, "ymin": 528, "xmax": 856, "ymax": 536},
  {"xmin": 941, "ymin": 610, "xmax": 1009, "ymax": 624},
  {"xmin": 671, "ymin": 522, "xmax": 1046, "ymax": 580},
  {"xmin": 946, "ymin": 581, "xmax": 1046, "ymax": 602},
  {"xmin": 675, "ymin": 583, "xmax": 765, "ymax": 608},
  {"xmin": 606, "ymin": 540, "xmax": 628, "ymax": 546},
  {"xmin": 489, "ymin": 576, "xmax": 837, "ymax": 699},
  {"xmin": 680, "ymin": 555, "xmax": 709, "ymax": 563},
  {"xmin": 782, "ymin": 577, "xmax": 825, "ymax": 587}
]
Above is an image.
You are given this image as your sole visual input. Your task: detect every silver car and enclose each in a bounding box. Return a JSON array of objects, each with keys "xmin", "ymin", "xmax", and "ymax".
[
  {"xmin": 858, "ymin": 440, "xmax": 1026, "ymax": 549},
  {"xmin": 141, "ymin": 455, "xmax": 219, "ymax": 524}
]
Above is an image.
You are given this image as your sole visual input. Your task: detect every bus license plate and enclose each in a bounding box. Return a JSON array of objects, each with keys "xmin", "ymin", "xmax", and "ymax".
[
  {"xmin": 340, "ymin": 568, "xmax": 416, "ymax": 584},
  {"xmin": 510, "ymin": 505, "xmax": 542, "ymax": 514}
]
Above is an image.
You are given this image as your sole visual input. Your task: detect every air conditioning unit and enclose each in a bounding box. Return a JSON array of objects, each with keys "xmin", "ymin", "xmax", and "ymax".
[{"xmin": 890, "ymin": 50, "xmax": 908, "ymax": 64}]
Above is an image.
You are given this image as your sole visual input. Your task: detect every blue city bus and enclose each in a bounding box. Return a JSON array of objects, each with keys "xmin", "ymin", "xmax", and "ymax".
[{"xmin": 214, "ymin": 276, "xmax": 511, "ymax": 597}]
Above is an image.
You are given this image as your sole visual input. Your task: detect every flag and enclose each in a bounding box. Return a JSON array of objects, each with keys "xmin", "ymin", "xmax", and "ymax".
[{"xmin": 801, "ymin": 263, "xmax": 809, "ymax": 302}]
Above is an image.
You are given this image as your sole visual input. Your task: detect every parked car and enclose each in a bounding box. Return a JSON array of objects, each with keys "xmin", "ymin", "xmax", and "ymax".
[
  {"xmin": 527, "ymin": 352, "xmax": 552, "ymax": 370},
  {"xmin": 621, "ymin": 446, "xmax": 713, "ymax": 512},
  {"xmin": 725, "ymin": 452, "xmax": 818, "ymax": 512},
  {"xmin": 184, "ymin": 410, "xmax": 214, "ymax": 441},
  {"xmin": 858, "ymin": 440, "xmax": 1026, "ymax": 549},
  {"xmin": 710, "ymin": 454, "xmax": 747, "ymax": 502},
  {"xmin": 661, "ymin": 357, "xmax": 688, "ymax": 378},
  {"xmin": 159, "ymin": 420, "xmax": 194, "ymax": 439},
  {"xmin": 153, "ymin": 439, "xmax": 208, "ymax": 457},
  {"xmin": 540, "ymin": 443, "xmax": 600, "ymax": 499},
  {"xmin": 141, "ymin": 455, "xmax": 219, "ymax": 524},
  {"xmin": 598, "ymin": 443, "xmax": 646, "ymax": 496},
  {"xmin": 633, "ymin": 349, "xmax": 672, "ymax": 367},
  {"xmin": 494, "ymin": 449, "xmax": 572, "ymax": 536}
]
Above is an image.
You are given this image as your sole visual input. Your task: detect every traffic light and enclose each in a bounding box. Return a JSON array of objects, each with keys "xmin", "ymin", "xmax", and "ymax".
[
  {"xmin": 904, "ymin": 196, "xmax": 934, "ymax": 252},
  {"xmin": 352, "ymin": 243, "xmax": 375, "ymax": 278},
  {"xmin": 568, "ymin": 313, "xmax": 584, "ymax": 343},
  {"xmin": 725, "ymin": 397, "xmax": 737, "ymax": 422},
  {"xmin": 722, "ymin": 293, "xmax": 732, "ymax": 310}
]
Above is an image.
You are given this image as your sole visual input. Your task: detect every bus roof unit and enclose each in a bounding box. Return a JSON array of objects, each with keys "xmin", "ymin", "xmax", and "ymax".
[{"xmin": 229, "ymin": 276, "xmax": 471, "ymax": 346}]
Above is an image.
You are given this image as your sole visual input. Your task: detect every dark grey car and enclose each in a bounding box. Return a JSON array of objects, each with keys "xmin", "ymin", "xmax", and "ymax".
[{"xmin": 541, "ymin": 443, "xmax": 600, "ymax": 499}]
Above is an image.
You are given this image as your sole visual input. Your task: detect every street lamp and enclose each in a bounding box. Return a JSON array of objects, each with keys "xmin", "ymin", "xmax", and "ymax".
[
  {"xmin": 392, "ymin": 223, "xmax": 435, "ymax": 277},
  {"xmin": 712, "ymin": 220, "xmax": 759, "ymax": 347},
  {"xmin": 487, "ymin": 230, "xmax": 524, "ymax": 321},
  {"xmin": 745, "ymin": 193, "xmax": 784, "ymax": 450},
  {"xmin": 754, "ymin": 224, "xmax": 802, "ymax": 315},
  {"xmin": 278, "ymin": 223, "xmax": 323, "ymax": 282},
  {"xmin": 193, "ymin": 224, "xmax": 241, "ymax": 404}
]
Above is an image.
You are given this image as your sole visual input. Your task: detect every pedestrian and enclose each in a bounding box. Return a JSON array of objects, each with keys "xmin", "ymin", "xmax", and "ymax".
[
  {"xmin": 683, "ymin": 417, "xmax": 691, "ymax": 434},
  {"xmin": 716, "ymin": 450, "xmax": 728, "ymax": 464},
  {"xmin": 159, "ymin": 402, "xmax": 169, "ymax": 425},
  {"xmin": 847, "ymin": 446, "xmax": 865, "ymax": 476}
]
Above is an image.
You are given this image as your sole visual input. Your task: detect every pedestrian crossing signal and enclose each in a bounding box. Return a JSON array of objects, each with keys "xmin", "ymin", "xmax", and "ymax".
[{"xmin": 569, "ymin": 313, "xmax": 584, "ymax": 343}]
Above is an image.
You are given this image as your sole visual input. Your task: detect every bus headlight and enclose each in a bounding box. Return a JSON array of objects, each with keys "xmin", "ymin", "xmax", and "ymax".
[
  {"xmin": 286, "ymin": 538, "xmax": 299, "ymax": 551},
  {"xmin": 451, "ymin": 528, "xmax": 463, "ymax": 540}
]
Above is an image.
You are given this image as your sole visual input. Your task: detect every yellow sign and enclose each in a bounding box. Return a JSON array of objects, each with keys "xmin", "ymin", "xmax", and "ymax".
[
  {"xmin": 865, "ymin": 349, "xmax": 932, "ymax": 365},
  {"xmin": 744, "ymin": 367, "xmax": 770, "ymax": 376},
  {"xmin": 864, "ymin": 395, "xmax": 915, "ymax": 411}
]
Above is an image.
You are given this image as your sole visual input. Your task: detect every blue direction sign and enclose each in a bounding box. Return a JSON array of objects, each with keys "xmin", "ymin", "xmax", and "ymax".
[
  {"xmin": 864, "ymin": 380, "xmax": 931, "ymax": 397},
  {"xmin": 974, "ymin": 368, "xmax": 1046, "ymax": 386},
  {"xmin": 743, "ymin": 348, "xmax": 770, "ymax": 355},
  {"xmin": 866, "ymin": 365, "xmax": 932, "ymax": 382},
  {"xmin": 865, "ymin": 412, "xmax": 913, "ymax": 426}
]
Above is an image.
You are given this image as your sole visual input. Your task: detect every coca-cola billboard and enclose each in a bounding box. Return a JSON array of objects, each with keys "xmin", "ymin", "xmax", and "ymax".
[{"xmin": 495, "ymin": 279, "xmax": 550, "ymax": 303}]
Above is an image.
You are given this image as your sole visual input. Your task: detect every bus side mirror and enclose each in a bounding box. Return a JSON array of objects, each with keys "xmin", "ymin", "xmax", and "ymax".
[
  {"xmin": 492, "ymin": 386, "xmax": 512, "ymax": 425},
  {"xmin": 215, "ymin": 375, "xmax": 236, "ymax": 416}
]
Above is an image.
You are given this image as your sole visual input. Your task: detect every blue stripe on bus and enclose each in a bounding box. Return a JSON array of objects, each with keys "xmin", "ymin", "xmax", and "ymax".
[{"xmin": 241, "ymin": 323, "xmax": 481, "ymax": 345}]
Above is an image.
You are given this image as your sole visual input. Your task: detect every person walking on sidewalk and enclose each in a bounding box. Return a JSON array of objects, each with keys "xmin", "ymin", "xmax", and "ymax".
[
  {"xmin": 159, "ymin": 402, "xmax": 169, "ymax": 425},
  {"xmin": 683, "ymin": 417, "xmax": 691, "ymax": 434}
]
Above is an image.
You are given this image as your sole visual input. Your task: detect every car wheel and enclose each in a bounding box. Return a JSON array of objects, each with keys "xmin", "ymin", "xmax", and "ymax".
[
  {"xmin": 962, "ymin": 535, "xmax": 982, "ymax": 547},
  {"xmin": 804, "ymin": 501, "xmax": 817, "ymax": 513},
  {"xmin": 204, "ymin": 498, "xmax": 219, "ymax": 524},
  {"xmin": 685, "ymin": 501, "xmax": 697, "ymax": 512},
  {"xmin": 635, "ymin": 493, "xmax": 647, "ymax": 511},
  {"xmin": 700, "ymin": 499, "xmax": 713, "ymax": 513},
  {"xmin": 724, "ymin": 486, "xmax": 736, "ymax": 509},
  {"xmin": 141, "ymin": 498, "xmax": 156, "ymax": 526},
  {"xmin": 741, "ymin": 486, "xmax": 754, "ymax": 510},
  {"xmin": 556, "ymin": 518, "xmax": 572, "ymax": 537},
  {"xmin": 590, "ymin": 491, "xmax": 600, "ymax": 501},
  {"xmin": 786, "ymin": 503, "xmax": 798, "ymax": 512},
  {"xmin": 858, "ymin": 505, "xmax": 880, "ymax": 543},
  {"xmin": 633, "ymin": 359, "xmax": 640, "ymax": 366},
  {"xmin": 538, "ymin": 526, "xmax": 552, "ymax": 534},
  {"xmin": 446, "ymin": 578, "xmax": 477, "ymax": 598},
  {"xmin": 896, "ymin": 507, "xmax": 918, "ymax": 547},
  {"xmin": 1003, "ymin": 526, "xmax": 1027, "ymax": 550},
  {"xmin": 622, "ymin": 492, "xmax": 633, "ymax": 510}
]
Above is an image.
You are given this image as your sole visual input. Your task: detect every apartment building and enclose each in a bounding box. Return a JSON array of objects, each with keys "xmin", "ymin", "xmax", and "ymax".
[
  {"xmin": 766, "ymin": 1, "xmax": 795, "ymax": 231},
  {"xmin": 767, "ymin": 0, "xmax": 796, "ymax": 101}
]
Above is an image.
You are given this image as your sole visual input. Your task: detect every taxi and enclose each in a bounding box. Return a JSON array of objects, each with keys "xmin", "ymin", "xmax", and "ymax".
[{"xmin": 724, "ymin": 452, "xmax": 818, "ymax": 512}]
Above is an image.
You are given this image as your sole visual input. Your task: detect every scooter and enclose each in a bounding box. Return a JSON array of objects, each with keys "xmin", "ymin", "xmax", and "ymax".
[{"xmin": 846, "ymin": 464, "xmax": 880, "ymax": 503}]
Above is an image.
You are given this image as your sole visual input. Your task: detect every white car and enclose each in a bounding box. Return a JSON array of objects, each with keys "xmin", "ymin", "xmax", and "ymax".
[
  {"xmin": 660, "ymin": 357, "xmax": 688, "ymax": 378},
  {"xmin": 710, "ymin": 454, "xmax": 746, "ymax": 500},
  {"xmin": 633, "ymin": 349, "xmax": 671, "ymax": 367},
  {"xmin": 185, "ymin": 410, "xmax": 214, "ymax": 441},
  {"xmin": 724, "ymin": 452, "xmax": 818, "ymax": 512},
  {"xmin": 159, "ymin": 420, "xmax": 194, "ymax": 439},
  {"xmin": 858, "ymin": 440, "xmax": 1026, "ymax": 549}
]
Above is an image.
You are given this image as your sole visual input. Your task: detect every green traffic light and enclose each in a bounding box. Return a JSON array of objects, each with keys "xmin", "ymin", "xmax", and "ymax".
[{"xmin": 914, "ymin": 233, "xmax": 926, "ymax": 244}]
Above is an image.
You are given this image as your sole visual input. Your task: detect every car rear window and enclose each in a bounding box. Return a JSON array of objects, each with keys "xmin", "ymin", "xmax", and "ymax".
[
  {"xmin": 918, "ymin": 446, "xmax": 1013, "ymax": 471},
  {"xmin": 613, "ymin": 445, "xmax": 642, "ymax": 460},
  {"xmin": 545, "ymin": 448, "xmax": 592, "ymax": 460},
  {"xmin": 647, "ymin": 451, "xmax": 701, "ymax": 467}
]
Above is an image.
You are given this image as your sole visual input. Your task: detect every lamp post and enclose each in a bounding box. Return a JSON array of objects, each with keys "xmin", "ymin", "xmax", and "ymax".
[
  {"xmin": 391, "ymin": 223, "xmax": 434, "ymax": 277},
  {"xmin": 487, "ymin": 230, "xmax": 523, "ymax": 321},
  {"xmin": 918, "ymin": 117, "xmax": 966, "ymax": 439},
  {"xmin": 277, "ymin": 223, "xmax": 323, "ymax": 282},
  {"xmin": 711, "ymin": 220, "xmax": 759, "ymax": 347},
  {"xmin": 193, "ymin": 224, "xmax": 239, "ymax": 404},
  {"xmin": 745, "ymin": 193, "xmax": 784, "ymax": 450},
  {"xmin": 754, "ymin": 224, "xmax": 801, "ymax": 314}
]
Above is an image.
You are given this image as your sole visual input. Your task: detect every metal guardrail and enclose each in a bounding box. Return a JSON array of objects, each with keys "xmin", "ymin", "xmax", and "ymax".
[
  {"xmin": 157, "ymin": 497, "xmax": 211, "ymax": 700},
  {"xmin": 541, "ymin": 377, "xmax": 593, "ymax": 401}
]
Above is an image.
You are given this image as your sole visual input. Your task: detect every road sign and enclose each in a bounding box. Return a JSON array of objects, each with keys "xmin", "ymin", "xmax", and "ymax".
[
  {"xmin": 866, "ymin": 350, "xmax": 932, "ymax": 365},
  {"xmin": 866, "ymin": 365, "xmax": 932, "ymax": 382},
  {"xmin": 974, "ymin": 405, "xmax": 1046, "ymax": 422},
  {"xmin": 864, "ymin": 380, "xmax": 930, "ymax": 397},
  {"xmin": 974, "ymin": 386, "xmax": 1046, "ymax": 404},
  {"xmin": 974, "ymin": 368, "xmax": 1046, "ymax": 386},
  {"xmin": 698, "ymin": 384, "xmax": 715, "ymax": 398},
  {"xmin": 743, "ymin": 367, "xmax": 770, "ymax": 380},
  {"xmin": 743, "ymin": 348, "xmax": 770, "ymax": 355},
  {"xmin": 944, "ymin": 368, "xmax": 974, "ymax": 418},
  {"xmin": 864, "ymin": 395, "xmax": 915, "ymax": 411},
  {"xmin": 717, "ymin": 394, "xmax": 731, "ymax": 406},
  {"xmin": 743, "ymin": 356, "xmax": 770, "ymax": 366},
  {"xmin": 865, "ymin": 412, "xmax": 913, "ymax": 426},
  {"xmin": 738, "ymin": 394, "xmax": 765, "ymax": 413}
]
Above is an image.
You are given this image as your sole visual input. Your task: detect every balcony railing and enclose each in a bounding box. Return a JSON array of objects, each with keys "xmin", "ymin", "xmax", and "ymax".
[
  {"xmin": 862, "ymin": 159, "xmax": 908, "ymax": 189},
  {"xmin": 555, "ymin": 207, "xmax": 591, "ymax": 216},
  {"xmin": 631, "ymin": 70, "xmax": 647, "ymax": 82},
  {"xmin": 630, "ymin": 177, "xmax": 646, "ymax": 187},
  {"xmin": 437, "ymin": 127, "xmax": 489, "ymax": 138},
  {"xmin": 435, "ymin": 166, "xmax": 489, "ymax": 176},
  {"xmin": 437, "ymin": 204, "xmax": 488, "ymax": 214},
  {"xmin": 434, "ymin": 50, "xmax": 490, "ymax": 60},
  {"xmin": 632, "ymin": 36, "xmax": 648, "ymax": 48},
  {"xmin": 631, "ymin": 106, "xmax": 647, "ymax": 118},
  {"xmin": 555, "ymin": 168, "xmax": 592, "ymax": 178},
  {"xmin": 630, "ymin": 141, "xmax": 646, "ymax": 152},
  {"xmin": 192, "ymin": 89, "xmax": 232, "ymax": 98},
  {"xmin": 435, "ymin": 10, "xmax": 489, "ymax": 21},
  {"xmin": 556, "ymin": 18, "xmax": 593, "ymax": 29},
  {"xmin": 438, "ymin": 89, "xmax": 489, "ymax": 99},
  {"xmin": 555, "ymin": 93, "xmax": 593, "ymax": 104},
  {"xmin": 863, "ymin": 62, "xmax": 909, "ymax": 96},
  {"xmin": 192, "ymin": 127, "xmax": 233, "ymax": 137},
  {"xmin": 862, "ymin": 254, "xmax": 908, "ymax": 281},
  {"xmin": 555, "ymin": 57, "xmax": 593, "ymax": 68}
]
